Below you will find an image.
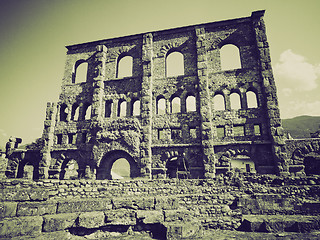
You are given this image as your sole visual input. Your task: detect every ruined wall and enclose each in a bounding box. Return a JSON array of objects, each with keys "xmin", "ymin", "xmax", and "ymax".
[
  {"xmin": 1, "ymin": 176, "xmax": 320, "ymax": 238},
  {"xmin": 4, "ymin": 10, "xmax": 296, "ymax": 181}
]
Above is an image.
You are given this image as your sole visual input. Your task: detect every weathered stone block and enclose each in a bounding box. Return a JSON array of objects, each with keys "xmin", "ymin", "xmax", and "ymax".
[
  {"xmin": 136, "ymin": 210, "xmax": 164, "ymax": 224},
  {"xmin": 164, "ymin": 209, "xmax": 193, "ymax": 222},
  {"xmin": 43, "ymin": 212, "xmax": 79, "ymax": 232},
  {"xmin": 57, "ymin": 199, "xmax": 112, "ymax": 213},
  {"xmin": 164, "ymin": 220, "xmax": 202, "ymax": 239},
  {"xmin": 112, "ymin": 198, "xmax": 134, "ymax": 209},
  {"xmin": 0, "ymin": 202, "xmax": 17, "ymax": 218},
  {"xmin": 105, "ymin": 209, "xmax": 136, "ymax": 225},
  {"xmin": 78, "ymin": 211, "xmax": 105, "ymax": 228},
  {"xmin": 17, "ymin": 201, "xmax": 57, "ymax": 217},
  {"xmin": 155, "ymin": 196, "xmax": 179, "ymax": 210},
  {"xmin": 0, "ymin": 189, "xmax": 30, "ymax": 201},
  {"xmin": 0, "ymin": 216, "xmax": 43, "ymax": 238}
]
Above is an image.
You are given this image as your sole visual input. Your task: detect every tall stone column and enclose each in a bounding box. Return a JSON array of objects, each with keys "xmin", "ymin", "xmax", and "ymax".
[
  {"xmin": 39, "ymin": 102, "xmax": 57, "ymax": 179},
  {"xmin": 92, "ymin": 45, "xmax": 107, "ymax": 121},
  {"xmin": 140, "ymin": 33, "xmax": 153, "ymax": 179},
  {"xmin": 195, "ymin": 27, "xmax": 216, "ymax": 178},
  {"xmin": 251, "ymin": 10, "xmax": 289, "ymax": 175}
]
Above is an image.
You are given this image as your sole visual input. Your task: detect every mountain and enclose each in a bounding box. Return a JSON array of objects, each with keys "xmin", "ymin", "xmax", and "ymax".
[{"xmin": 282, "ymin": 115, "xmax": 320, "ymax": 139}]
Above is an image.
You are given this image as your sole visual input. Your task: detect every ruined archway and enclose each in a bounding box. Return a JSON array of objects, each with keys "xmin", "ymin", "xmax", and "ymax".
[
  {"xmin": 96, "ymin": 150, "xmax": 139, "ymax": 180},
  {"xmin": 60, "ymin": 159, "xmax": 79, "ymax": 180}
]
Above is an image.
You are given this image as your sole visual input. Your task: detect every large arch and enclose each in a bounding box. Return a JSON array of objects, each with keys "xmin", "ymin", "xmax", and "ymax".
[{"xmin": 96, "ymin": 150, "xmax": 140, "ymax": 180}]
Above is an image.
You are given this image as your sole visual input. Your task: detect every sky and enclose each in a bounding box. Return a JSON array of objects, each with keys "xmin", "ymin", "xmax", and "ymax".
[{"xmin": 0, "ymin": 0, "xmax": 319, "ymax": 147}]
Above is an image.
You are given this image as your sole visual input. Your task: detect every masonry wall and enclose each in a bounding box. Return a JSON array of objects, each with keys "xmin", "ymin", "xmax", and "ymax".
[{"xmin": 1, "ymin": 176, "xmax": 320, "ymax": 238}]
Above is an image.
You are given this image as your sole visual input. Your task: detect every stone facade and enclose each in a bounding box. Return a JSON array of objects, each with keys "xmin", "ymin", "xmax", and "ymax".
[{"xmin": 3, "ymin": 10, "xmax": 320, "ymax": 180}]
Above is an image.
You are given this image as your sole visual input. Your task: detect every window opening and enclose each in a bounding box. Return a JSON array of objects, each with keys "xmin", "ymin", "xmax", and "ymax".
[
  {"xmin": 71, "ymin": 104, "xmax": 79, "ymax": 121},
  {"xmin": 117, "ymin": 56, "xmax": 133, "ymax": 78},
  {"xmin": 247, "ymin": 91, "xmax": 258, "ymax": 108},
  {"xmin": 105, "ymin": 100, "xmax": 113, "ymax": 118},
  {"xmin": 84, "ymin": 104, "xmax": 92, "ymax": 120},
  {"xmin": 166, "ymin": 51, "xmax": 184, "ymax": 77},
  {"xmin": 68, "ymin": 133, "xmax": 76, "ymax": 144},
  {"xmin": 118, "ymin": 100, "xmax": 127, "ymax": 117},
  {"xmin": 213, "ymin": 94, "xmax": 226, "ymax": 110},
  {"xmin": 60, "ymin": 104, "xmax": 68, "ymax": 122},
  {"xmin": 186, "ymin": 95, "xmax": 196, "ymax": 112},
  {"xmin": 220, "ymin": 44, "xmax": 241, "ymax": 70},
  {"xmin": 157, "ymin": 97, "xmax": 166, "ymax": 115},
  {"xmin": 170, "ymin": 97, "xmax": 181, "ymax": 113},
  {"xmin": 254, "ymin": 124, "xmax": 261, "ymax": 136},
  {"xmin": 230, "ymin": 92, "xmax": 241, "ymax": 110},
  {"xmin": 234, "ymin": 125, "xmax": 245, "ymax": 137},
  {"xmin": 132, "ymin": 100, "xmax": 140, "ymax": 116},
  {"xmin": 189, "ymin": 127, "xmax": 197, "ymax": 139},
  {"xmin": 57, "ymin": 134, "xmax": 63, "ymax": 144},
  {"xmin": 75, "ymin": 62, "xmax": 88, "ymax": 83},
  {"xmin": 217, "ymin": 126, "xmax": 225, "ymax": 138},
  {"xmin": 171, "ymin": 128, "xmax": 182, "ymax": 140},
  {"xmin": 158, "ymin": 129, "xmax": 166, "ymax": 140}
]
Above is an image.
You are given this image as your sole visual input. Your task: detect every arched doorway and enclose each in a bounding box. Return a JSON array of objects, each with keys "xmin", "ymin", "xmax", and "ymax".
[{"xmin": 97, "ymin": 150, "xmax": 139, "ymax": 180}]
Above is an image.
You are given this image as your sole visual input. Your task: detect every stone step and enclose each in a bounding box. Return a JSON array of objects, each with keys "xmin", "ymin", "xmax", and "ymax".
[{"xmin": 239, "ymin": 215, "xmax": 320, "ymax": 233}]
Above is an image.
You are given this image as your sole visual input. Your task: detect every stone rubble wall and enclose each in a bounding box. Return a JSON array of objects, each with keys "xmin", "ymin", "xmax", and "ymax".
[{"xmin": 1, "ymin": 175, "xmax": 320, "ymax": 238}]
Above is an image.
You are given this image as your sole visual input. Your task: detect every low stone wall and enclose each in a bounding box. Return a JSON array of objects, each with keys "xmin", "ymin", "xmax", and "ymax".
[{"xmin": 1, "ymin": 175, "xmax": 320, "ymax": 239}]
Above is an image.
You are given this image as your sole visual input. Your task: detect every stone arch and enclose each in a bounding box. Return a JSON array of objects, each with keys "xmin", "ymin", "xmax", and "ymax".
[
  {"xmin": 291, "ymin": 142, "xmax": 320, "ymax": 165},
  {"xmin": 73, "ymin": 60, "xmax": 88, "ymax": 83},
  {"xmin": 60, "ymin": 158, "xmax": 79, "ymax": 180},
  {"xmin": 166, "ymin": 50, "xmax": 184, "ymax": 77},
  {"xmin": 163, "ymin": 150, "xmax": 190, "ymax": 179},
  {"xmin": 246, "ymin": 87, "xmax": 259, "ymax": 108},
  {"xmin": 217, "ymin": 148, "xmax": 255, "ymax": 173},
  {"xmin": 16, "ymin": 158, "xmax": 39, "ymax": 180},
  {"xmin": 220, "ymin": 44, "xmax": 241, "ymax": 70},
  {"xmin": 96, "ymin": 150, "xmax": 140, "ymax": 180},
  {"xmin": 230, "ymin": 91, "xmax": 242, "ymax": 110},
  {"xmin": 116, "ymin": 54, "xmax": 133, "ymax": 78},
  {"xmin": 213, "ymin": 93, "xmax": 226, "ymax": 111},
  {"xmin": 170, "ymin": 95, "xmax": 181, "ymax": 113},
  {"xmin": 156, "ymin": 95, "xmax": 166, "ymax": 115}
]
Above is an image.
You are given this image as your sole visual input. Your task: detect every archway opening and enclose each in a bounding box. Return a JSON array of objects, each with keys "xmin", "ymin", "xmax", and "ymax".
[
  {"xmin": 304, "ymin": 155, "xmax": 320, "ymax": 175},
  {"xmin": 230, "ymin": 155, "xmax": 255, "ymax": 173},
  {"xmin": 166, "ymin": 155, "xmax": 190, "ymax": 179},
  {"xmin": 97, "ymin": 150, "xmax": 139, "ymax": 180},
  {"xmin": 111, "ymin": 158, "xmax": 130, "ymax": 179}
]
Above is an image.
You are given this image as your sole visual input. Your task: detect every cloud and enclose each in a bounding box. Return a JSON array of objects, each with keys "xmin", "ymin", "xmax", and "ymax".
[{"xmin": 274, "ymin": 49, "xmax": 319, "ymax": 91}]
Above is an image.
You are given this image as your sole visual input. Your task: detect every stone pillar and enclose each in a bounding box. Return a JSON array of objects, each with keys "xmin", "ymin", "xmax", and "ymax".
[
  {"xmin": 140, "ymin": 33, "xmax": 153, "ymax": 179},
  {"xmin": 195, "ymin": 27, "xmax": 216, "ymax": 178},
  {"xmin": 39, "ymin": 102, "xmax": 58, "ymax": 179},
  {"xmin": 251, "ymin": 10, "xmax": 289, "ymax": 175},
  {"xmin": 92, "ymin": 45, "xmax": 107, "ymax": 121}
]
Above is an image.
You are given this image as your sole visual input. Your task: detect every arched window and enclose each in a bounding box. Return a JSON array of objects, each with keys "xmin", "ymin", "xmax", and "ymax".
[
  {"xmin": 230, "ymin": 92, "xmax": 241, "ymax": 110},
  {"xmin": 220, "ymin": 44, "xmax": 241, "ymax": 71},
  {"xmin": 157, "ymin": 96, "xmax": 166, "ymax": 115},
  {"xmin": 246, "ymin": 91, "xmax": 258, "ymax": 108},
  {"xmin": 170, "ymin": 96, "xmax": 181, "ymax": 113},
  {"xmin": 213, "ymin": 94, "xmax": 226, "ymax": 110},
  {"xmin": 71, "ymin": 104, "xmax": 79, "ymax": 121},
  {"xmin": 60, "ymin": 103, "xmax": 68, "ymax": 122},
  {"xmin": 132, "ymin": 99, "xmax": 140, "ymax": 116},
  {"xmin": 117, "ymin": 55, "xmax": 133, "ymax": 78},
  {"xmin": 166, "ymin": 51, "xmax": 184, "ymax": 77},
  {"xmin": 82, "ymin": 103, "xmax": 92, "ymax": 120},
  {"xmin": 105, "ymin": 100, "xmax": 113, "ymax": 118},
  {"xmin": 74, "ymin": 61, "xmax": 88, "ymax": 83},
  {"xmin": 118, "ymin": 100, "xmax": 127, "ymax": 117},
  {"xmin": 186, "ymin": 95, "xmax": 196, "ymax": 112}
]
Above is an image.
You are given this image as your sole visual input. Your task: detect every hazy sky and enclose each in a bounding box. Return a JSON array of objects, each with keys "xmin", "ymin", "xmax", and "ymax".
[{"xmin": 0, "ymin": 0, "xmax": 319, "ymax": 147}]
